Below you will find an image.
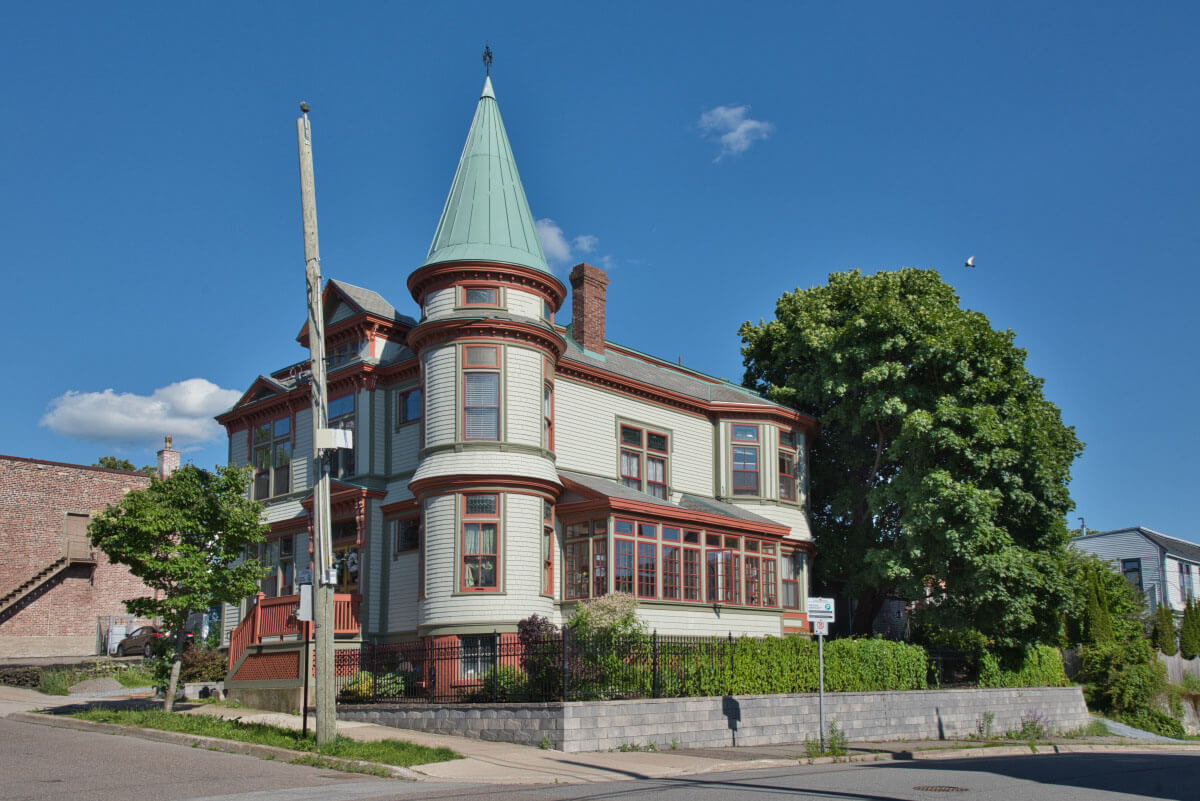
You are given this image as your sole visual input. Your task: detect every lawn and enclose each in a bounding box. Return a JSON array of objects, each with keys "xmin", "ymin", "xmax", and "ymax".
[{"xmin": 68, "ymin": 708, "xmax": 461, "ymax": 768}]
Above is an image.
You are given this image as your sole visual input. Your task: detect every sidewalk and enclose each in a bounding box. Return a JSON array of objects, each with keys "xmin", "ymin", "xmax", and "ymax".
[{"xmin": 5, "ymin": 684, "xmax": 1200, "ymax": 786}]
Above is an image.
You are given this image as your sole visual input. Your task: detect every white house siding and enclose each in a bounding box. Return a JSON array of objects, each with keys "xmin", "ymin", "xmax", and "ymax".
[
  {"xmin": 1072, "ymin": 531, "xmax": 1164, "ymax": 607},
  {"xmin": 391, "ymin": 418, "xmax": 420, "ymax": 476},
  {"xmin": 375, "ymin": 337, "xmax": 408, "ymax": 364},
  {"xmin": 554, "ymin": 378, "xmax": 715, "ymax": 496},
  {"xmin": 411, "ymin": 450, "xmax": 560, "ymax": 485},
  {"xmin": 636, "ymin": 606, "xmax": 781, "ymax": 637},
  {"xmin": 418, "ymin": 493, "xmax": 555, "ymax": 629},
  {"xmin": 423, "ymin": 348, "xmax": 457, "ymax": 446},
  {"xmin": 387, "ymin": 551, "xmax": 420, "ymax": 633},
  {"xmin": 506, "ymin": 287, "xmax": 542, "ymax": 320},
  {"xmin": 505, "ymin": 346, "xmax": 544, "ymax": 449},
  {"xmin": 423, "ymin": 287, "xmax": 455, "ymax": 319},
  {"xmin": 739, "ymin": 503, "xmax": 813, "ymax": 542}
]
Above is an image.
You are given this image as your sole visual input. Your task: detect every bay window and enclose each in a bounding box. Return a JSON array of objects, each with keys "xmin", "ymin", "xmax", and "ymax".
[{"xmin": 461, "ymin": 494, "xmax": 499, "ymax": 591}]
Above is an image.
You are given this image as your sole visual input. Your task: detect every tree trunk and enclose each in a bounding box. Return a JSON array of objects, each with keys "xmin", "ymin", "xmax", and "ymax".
[
  {"xmin": 850, "ymin": 589, "xmax": 885, "ymax": 635},
  {"xmin": 163, "ymin": 607, "xmax": 191, "ymax": 712}
]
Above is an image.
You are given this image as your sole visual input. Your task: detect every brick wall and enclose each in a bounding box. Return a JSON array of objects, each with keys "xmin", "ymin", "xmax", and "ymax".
[{"xmin": 0, "ymin": 456, "xmax": 156, "ymax": 657}]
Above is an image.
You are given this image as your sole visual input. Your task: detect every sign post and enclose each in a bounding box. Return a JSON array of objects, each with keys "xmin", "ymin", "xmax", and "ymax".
[{"xmin": 806, "ymin": 597, "xmax": 836, "ymax": 751}]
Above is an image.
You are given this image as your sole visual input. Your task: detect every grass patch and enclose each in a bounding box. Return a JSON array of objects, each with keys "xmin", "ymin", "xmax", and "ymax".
[
  {"xmin": 68, "ymin": 709, "xmax": 460, "ymax": 768},
  {"xmin": 289, "ymin": 754, "xmax": 392, "ymax": 778}
]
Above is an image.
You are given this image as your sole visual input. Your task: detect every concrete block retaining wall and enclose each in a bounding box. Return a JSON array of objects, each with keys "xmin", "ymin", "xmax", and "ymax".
[{"xmin": 339, "ymin": 686, "xmax": 1090, "ymax": 752}]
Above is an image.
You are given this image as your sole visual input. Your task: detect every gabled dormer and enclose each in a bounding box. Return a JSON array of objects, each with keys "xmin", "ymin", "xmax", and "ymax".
[{"xmin": 297, "ymin": 278, "xmax": 418, "ymax": 368}]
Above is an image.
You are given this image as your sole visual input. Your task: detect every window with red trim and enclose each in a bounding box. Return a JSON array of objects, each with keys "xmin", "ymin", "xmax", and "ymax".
[
  {"xmin": 617, "ymin": 424, "xmax": 669, "ymax": 498},
  {"xmin": 744, "ymin": 555, "xmax": 761, "ymax": 606},
  {"xmin": 683, "ymin": 530, "xmax": 702, "ymax": 601},
  {"xmin": 566, "ymin": 540, "xmax": 589, "ymax": 599},
  {"xmin": 544, "ymin": 383, "xmax": 554, "ymax": 450},
  {"xmin": 328, "ymin": 394, "xmax": 355, "ymax": 478},
  {"xmin": 542, "ymin": 501, "xmax": 554, "ymax": 596},
  {"xmin": 614, "ymin": 520, "xmax": 635, "ymax": 594},
  {"xmin": 462, "ymin": 285, "xmax": 499, "ymax": 306},
  {"xmin": 706, "ymin": 549, "xmax": 740, "ymax": 604},
  {"xmin": 731, "ymin": 424, "xmax": 760, "ymax": 496},
  {"xmin": 461, "ymin": 494, "xmax": 499, "ymax": 591},
  {"xmin": 637, "ymin": 541, "xmax": 657, "ymax": 598},
  {"xmin": 252, "ymin": 416, "xmax": 292, "ymax": 499},
  {"xmin": 662, "ymin": 544, "xmax": 680, "ymax": 600},
  {"xmin": 463, "ymin": 347, "xmax": 500, "ymax": 440},
  {"xmin": 593, "ymin": 520, "xmax": 608, "ymax": 596},
  {"xmin": 781, "ymin": 549, "xmax": 800, "ymax": 609},
  {"xmin": 763, "ymin": 556, "xmax": 778, "ymax": 606}
]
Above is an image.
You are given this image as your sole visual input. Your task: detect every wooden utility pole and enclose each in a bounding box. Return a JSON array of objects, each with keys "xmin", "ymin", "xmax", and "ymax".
[{"xmin": 296, "ymin": 103, "xmax": 337, "ymax": 745}]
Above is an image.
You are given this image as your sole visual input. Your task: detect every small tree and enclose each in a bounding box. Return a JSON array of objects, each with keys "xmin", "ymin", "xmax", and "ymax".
[
  {"xmin": 1084, "ymin": 567, "xmax": 1115, "ymax": 644},
  {"xmin": 88, "ymin": 464, "xmax": 266, "ymax": 710},
  {"xmin": 1180, "ymin": 600, "xmax": 1200, "ymax": 660},
  {"xmin": 1151, "ymin": 603, "xmax": 1178, "ymax": 656}
]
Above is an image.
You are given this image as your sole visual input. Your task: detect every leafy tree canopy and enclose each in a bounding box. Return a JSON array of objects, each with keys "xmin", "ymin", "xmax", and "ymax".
[
  {"xmin": 94, "ymin": 455, "xmax": 157, "ymax": 477},
  {"xmin": 740, "ymin": 268, "xmax": 1083, "ymax": 651},
  {"xmin": 88, "ymin": 464, "xmax": 267, "ymax": 707}
]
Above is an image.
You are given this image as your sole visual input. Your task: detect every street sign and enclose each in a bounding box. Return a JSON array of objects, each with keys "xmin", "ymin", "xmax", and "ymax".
[
  {"xmin": 811, "ymin": 620, "xmax": 828, "ymax": 636},
  {"xmin": 807, "ymin": 597, "xmax": 836, "ymax": 622}
]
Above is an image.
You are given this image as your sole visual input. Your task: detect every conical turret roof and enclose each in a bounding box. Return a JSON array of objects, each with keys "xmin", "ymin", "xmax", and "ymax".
[{"xmin": 420, "ymin": 77, "xmax": 550, "ymax": 274}]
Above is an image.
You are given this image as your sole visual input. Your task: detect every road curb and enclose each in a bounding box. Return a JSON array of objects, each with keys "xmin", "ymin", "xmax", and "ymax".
[{"xmin": 6, "ymin": 711, "xmax": 421, "ymax": 781}]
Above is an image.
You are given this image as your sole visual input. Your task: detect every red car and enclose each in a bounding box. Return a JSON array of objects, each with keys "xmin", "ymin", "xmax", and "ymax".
[{"xmin": 115, "ymin": 626, "xmax": 162, "ymax": 657}]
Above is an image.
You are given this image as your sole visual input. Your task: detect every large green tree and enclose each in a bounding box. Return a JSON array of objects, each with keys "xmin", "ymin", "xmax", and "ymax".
[
  {"xmin": 88, "ymin": 464, "xmax": 266, "ymax": 709},
  {"xmin": 740, "ymin": 268, "xmax": 1083, "ymax": 651}
]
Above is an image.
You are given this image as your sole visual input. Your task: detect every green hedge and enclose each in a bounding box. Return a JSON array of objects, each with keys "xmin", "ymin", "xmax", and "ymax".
[
  {"xmin": 978, "ymin": 645, "xmax": 1069, "ymax": 688},
  {"xmin": 661, "ymin": 635, "xmax": 927, "ymax": 698}
]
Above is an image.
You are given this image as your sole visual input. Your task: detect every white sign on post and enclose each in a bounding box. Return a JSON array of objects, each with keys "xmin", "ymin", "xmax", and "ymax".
[
  {"xmin": 807, "ymin": 597, "xmax": 836, "ymax": 622},
  {"xmin": 811, "ymin": 620, "xmax": 828, "ymax": 636}
]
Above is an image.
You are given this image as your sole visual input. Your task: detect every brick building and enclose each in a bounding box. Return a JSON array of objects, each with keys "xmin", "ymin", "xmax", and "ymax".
[{"xmin": 0, "ymin": 451, "xmax": 169, "ymax": 657}]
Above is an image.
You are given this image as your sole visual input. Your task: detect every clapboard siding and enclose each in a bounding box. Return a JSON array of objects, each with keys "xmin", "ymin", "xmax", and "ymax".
[
  {"xmin": 505, "ymin": 346, "xmax": 544, "ymax": 448},
  {"xmin": 419, "ymin": 492, "xmax": 555, "ymax": 626},
  {"xmin": 292, "ymin": 408, "xmax": 312, "ymax": 491},
  {"xmin": 424, "ymin": 287, "xmax": 456, "ymax": 319},
  {"xmin": 229, "ymin": 428, "xmax": 249, "ymax": 470},
  {"xmin": 636, "ymin": 606, "xmax": 782, "ymax": 637},
  {"xmin": 411, "ymin": 450, "xmax": 560, "ymax": 485},
  {"xmin": 554, "ymin": 377, "xmax": 714, "ymax": 495},
  {"xmin": 506, "ymin": 287, "xmax": 542, "ymax": 320},
  {"xmin": 423, "ymin": 348, "xmax": 457, "ymax": 446},
  {"xmin": 388, "ymin": 550, "xmax": 420, "ymax": 632},
  {"xmin": 1073, "ymin": 530, "xmax": 1164, "ymax": 606}
]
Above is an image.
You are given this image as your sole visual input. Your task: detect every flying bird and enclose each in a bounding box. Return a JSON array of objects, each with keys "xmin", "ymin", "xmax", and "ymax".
[{"xmin": 964, "ymin": 256, "xmax": 975, "ymax": 268}]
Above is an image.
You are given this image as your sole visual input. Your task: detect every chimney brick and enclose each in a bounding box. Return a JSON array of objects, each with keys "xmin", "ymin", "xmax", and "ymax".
[
  {"xmin": 569, "ymin": 263, "xmax": 609, "ymax": 354},
  {"xmin": 157, "ymin": 436, "xmax": 180, "ymax": 480}
]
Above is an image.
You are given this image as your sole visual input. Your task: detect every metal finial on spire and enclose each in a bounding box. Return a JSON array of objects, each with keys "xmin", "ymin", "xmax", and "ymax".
[
  {"xmin": 299, "ymin": 101, "xmax": 310, "ymax": 114},
  {"xmin": 482, "ymin": 42, "xmax": 493, "ymax": 76}
]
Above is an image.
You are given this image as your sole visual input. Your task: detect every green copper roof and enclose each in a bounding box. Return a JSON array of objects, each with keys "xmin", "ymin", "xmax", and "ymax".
[{"xmin": 420, "ymin": 77, "xmax": 550, "ymax": 274}]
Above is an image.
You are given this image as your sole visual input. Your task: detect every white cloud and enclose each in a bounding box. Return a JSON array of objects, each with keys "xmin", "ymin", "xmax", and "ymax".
[
  {"xmin": 535, "ymin": 218, "xmax": 610, "ymax": 269},
  {"xmin": 572, "ymin": 234, "xmax": 598, "ymax": 254},
  {"xmin": 40, "ymin": 378, "xmax": 242, "ymax": 449},
  {"xmin": 698, "ymin": 105, "xmax": 774, "ymax": 162},
  {"xmin": 535, "ymin": 218, "xmax": 573, "ymax": 264}
]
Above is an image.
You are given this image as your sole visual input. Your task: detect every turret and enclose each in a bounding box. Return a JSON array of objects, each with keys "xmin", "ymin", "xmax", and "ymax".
[{"xmin": 406, "ymin": 76, "xmax": 566, "ymax": 634}]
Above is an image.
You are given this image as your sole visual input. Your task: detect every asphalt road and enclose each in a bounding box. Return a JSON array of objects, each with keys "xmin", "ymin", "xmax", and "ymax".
[{"xmin": 3, "ymin": 713, "xmax": 1196, "ymax": 801}]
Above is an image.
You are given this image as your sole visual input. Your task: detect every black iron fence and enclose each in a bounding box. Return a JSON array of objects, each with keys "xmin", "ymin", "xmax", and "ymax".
[
  {"xmin": 338, "ymin": 631, "xmax": 753, "ymax": 704},
  {"xmin": 337, "ymin": 633, "xmax": 978, "ymax": 705}
]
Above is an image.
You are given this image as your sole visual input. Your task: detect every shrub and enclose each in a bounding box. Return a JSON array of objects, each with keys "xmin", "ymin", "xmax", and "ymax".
[
  {"xmin": 339, "ymin": 671, "xmax": 405, "ymax": 702},
  {"xmin": 1152, "ymin": 604, "xmax": 1178, "ymax": 655},
  {"xmin": 1180, "ymin": 600, "xmax": 1200, "ymax": 660},
  {"xmin": 179, "ymin": 648, "xmax": 227, "ymax": 683},
  {"xmin": 1119, "ymin": 709, "xmax": 1185, "ymax": 739},
  {"xmin": 978, "ymin": 645, "xmax": 1068, "ymax": 688},
  {"xmin": 465, "ymin": 665, "xmax": 528, "ymax": 702},
  {"xmin": 1079, "ymin": 638, "xmax": 1166, "ymax": 714}
]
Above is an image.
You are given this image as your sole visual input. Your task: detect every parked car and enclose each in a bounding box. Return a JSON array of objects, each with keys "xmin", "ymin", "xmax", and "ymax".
[
  {"xmin": 116, "ymin": 626, "xmax": 196, "ymax": 658},
  {"xmin": 115, "ymin": 625, "xmax": 162, "ymax": 657}
]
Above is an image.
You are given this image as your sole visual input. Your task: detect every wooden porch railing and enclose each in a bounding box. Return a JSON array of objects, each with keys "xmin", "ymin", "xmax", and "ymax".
[{"xmin": 227, "ymin": 591, "xmax": 360, "ymax": 673}]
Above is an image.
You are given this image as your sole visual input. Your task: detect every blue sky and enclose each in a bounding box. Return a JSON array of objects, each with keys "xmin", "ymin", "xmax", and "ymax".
[{"xmin": 4, "ymin": 3, "xmax": 1197, "ymax": 540}]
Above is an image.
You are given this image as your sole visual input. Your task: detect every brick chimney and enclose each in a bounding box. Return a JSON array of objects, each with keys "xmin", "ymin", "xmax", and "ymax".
[
  {"xmin": 569, "ymin": 263, "xmax": 609, "ymax": 355},
  {"xmin": 157, "ymin": 435, "xmax": 180, "ymax": 479}
]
